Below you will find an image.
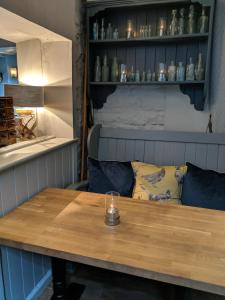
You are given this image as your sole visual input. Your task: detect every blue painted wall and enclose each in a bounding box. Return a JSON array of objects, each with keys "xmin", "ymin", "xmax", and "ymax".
[
  {"xmin": 0, "ymin": 253, "xmax": 5, "ymax": 300},
  {"xmin": 0, "ymin": 54, "xmax": 18, "ymax": 96}
]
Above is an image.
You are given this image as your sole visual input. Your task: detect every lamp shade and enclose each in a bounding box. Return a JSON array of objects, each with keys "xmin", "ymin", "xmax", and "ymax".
[{"xmin": 4, "ymin": 84, "xmax": 44, "ymax": 107}]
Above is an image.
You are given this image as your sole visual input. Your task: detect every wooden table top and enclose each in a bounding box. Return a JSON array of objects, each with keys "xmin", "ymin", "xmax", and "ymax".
[{"xmin": 0, "ymin": 188, "xmax": 225, "ymax": 296}]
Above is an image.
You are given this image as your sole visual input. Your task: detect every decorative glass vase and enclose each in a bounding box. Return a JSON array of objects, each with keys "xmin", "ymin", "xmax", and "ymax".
[
  {"xmin": 157, "ymin": 17, "xmax": 167, "ymax": 36},
  {"xmin": 127, "ymin": 20, "xmax": 133, "ymax": 39},
  {"xmin": 111, "ymin": 57, "xmax": 119, "ymax": 82},
  {"xmin": 106, "ymin": 23, "xmax": 113, "ymax": 39},
  {"xmin": 120, "ymin": 64, "xmax": 127, "ymax": 82},
  {"xmin": 195, "ymin": 53, "xmax": 205, "ymax": 80},
  {"xmin": 102, "ymin": 55, "xmax": 109, "ymax": 82},
  {"xmin": 187, "ymin": 5, "xmax": 196, "ymax": 34},
  {"xmin": 198, "ymin": 7, "xmax": 209, "ymax": 33},
  {"xmin": 158, "ymin": 63, "xmax": 167, "ymax": 81},
  {"xmin": 147, "ymin": 70, "xmax": 152, "ymax": 82},
  {"xmin": 178, "ymin": 8, "xmax": 185, "ymax": 35},
  {"xmin": 94, "ymin": 56, "xmax": 101, "ymax": 82},
  {"xmin": 168, "ymin": 61, "xmax": 176, "ymax": 81},
  {"xmin": 186, "ymin": 57, "xmax": 195, "ymax": 81},
  {"xmin": 176, "ymin": 62, "xmax": 185, "ymax": 81},
  {"xmin": 93, "ymin": 21, "xmax": 99, "ymax": 40},
  {"xmin": 100, "ymin": 18, "xmax": 105, "ymax": 40},
  {"xmin": 135, "ymin": 70, "xmax": 140, "ymax": 82},
  {"xmin": 113, "ymin": 28, "xmax": 119, "ymax": 40},
  {"xmin": 169, "ymin": 9, "xmax": 178, "ymax": 35}
]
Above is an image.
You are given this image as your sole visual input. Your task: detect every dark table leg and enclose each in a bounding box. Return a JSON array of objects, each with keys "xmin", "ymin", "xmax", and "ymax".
[
  {"xmin": 51, "ymin": 257, "xmax": 66, "ymax": 300},
  {"xmin": 51, "ymin": 257, "xmax": 85, "ymax": 300}
]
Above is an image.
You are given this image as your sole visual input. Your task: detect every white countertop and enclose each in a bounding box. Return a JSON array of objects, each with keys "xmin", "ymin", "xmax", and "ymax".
[{"xmin": 0, "ymin": 137, "xmax": 78, "ymax": 173}]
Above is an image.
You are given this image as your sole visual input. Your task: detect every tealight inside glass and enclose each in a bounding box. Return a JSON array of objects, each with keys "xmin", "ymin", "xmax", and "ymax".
[{"xmin": 105, "ymin": 191, "xmax": 120, "ymax": 226}]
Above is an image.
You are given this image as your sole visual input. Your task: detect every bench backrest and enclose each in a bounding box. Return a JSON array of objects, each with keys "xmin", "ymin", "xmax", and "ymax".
[{"xmin": 88, "ymin": 125, "xmax": 225, "ymax": 172}]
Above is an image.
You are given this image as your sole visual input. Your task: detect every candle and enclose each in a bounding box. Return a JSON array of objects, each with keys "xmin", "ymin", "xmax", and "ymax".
[
  {"xmin": 105, "ymin": 191, "xmax": 120, "ymax": 226},
  {"xmin": 127, "ymin": 20, "xmax": 133, "ymax": 39}
]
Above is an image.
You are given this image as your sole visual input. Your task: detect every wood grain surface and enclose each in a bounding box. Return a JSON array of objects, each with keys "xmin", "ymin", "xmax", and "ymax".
[{"xmin": 0, "ymin": 188, "xmax": 224, "ymax": 296}]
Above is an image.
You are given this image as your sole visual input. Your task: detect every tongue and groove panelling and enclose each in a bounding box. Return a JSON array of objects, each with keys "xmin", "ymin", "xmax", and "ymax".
[{"xmin": 0, "ymin": 142, "xmax": 77, "ymax": 300}]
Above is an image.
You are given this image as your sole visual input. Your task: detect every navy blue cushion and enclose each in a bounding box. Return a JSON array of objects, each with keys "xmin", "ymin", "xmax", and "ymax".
[
  {"xmin": 181, "ymin": 163, "xmax": 225, "ymax": 210},
  {"xmin": 88, "ymin": 157, "xmax": 134, "ymax": 197}
]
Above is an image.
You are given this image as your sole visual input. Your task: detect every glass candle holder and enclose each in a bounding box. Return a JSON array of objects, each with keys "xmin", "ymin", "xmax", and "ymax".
[
  {"xmin": 158, "ymin": 63, "xmax": 167, "ymax": 81},
  {"xmin": 157, "ymin": 17, "xmax": 167, "ymax": 36},
  {"xmin": 120, "ymin": 64, "xmax": 127, "ymax": 82},
  {"xmin": 105, "ymin": 191, "xmax": 120, "ymax": 226},
  {"xmin": 127, "ymin": 20, "xmax": 133, "ymax": 39}
]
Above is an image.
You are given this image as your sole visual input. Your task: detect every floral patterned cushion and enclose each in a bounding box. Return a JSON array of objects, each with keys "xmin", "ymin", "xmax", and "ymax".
[{"xmin": 131, "ymin": 162, "xmax": 187, "ymax": 204}]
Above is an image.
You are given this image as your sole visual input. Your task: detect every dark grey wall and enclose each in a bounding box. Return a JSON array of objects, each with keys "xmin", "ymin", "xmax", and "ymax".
[{"xmin": 210, "ymin": 0, "xmax": 225, "ymax": 132}]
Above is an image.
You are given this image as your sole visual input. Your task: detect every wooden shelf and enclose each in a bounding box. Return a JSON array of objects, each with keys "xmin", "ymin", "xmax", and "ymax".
[
  {"xmin": 89, "ymin": 33, "xmax": 208, "ymax": 45},
  {"xmin": 90, "ymin": 81, "xmax": 205, "ymax": 86}
]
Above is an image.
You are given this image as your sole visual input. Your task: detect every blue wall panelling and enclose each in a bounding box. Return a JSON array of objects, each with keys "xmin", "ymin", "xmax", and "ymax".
[{"xmin": 0, "ymin": 142, "xmax": 78, "ymax": 300}]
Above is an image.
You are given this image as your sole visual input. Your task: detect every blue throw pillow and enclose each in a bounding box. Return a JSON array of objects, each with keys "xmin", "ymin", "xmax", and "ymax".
[
  {"xmin": 181, "ymin": 163, "xmax": 225, "ymax": 210},
  {"xmin": 88, "ymin": 157, "xmax": 135, "ymax": 197}
]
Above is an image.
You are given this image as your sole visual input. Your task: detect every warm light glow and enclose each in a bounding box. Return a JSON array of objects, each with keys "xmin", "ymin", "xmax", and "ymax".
[
  {"xmin": 19, "ymin": 74, "xmax": 48, "ymax": 86},
  {"xmin": 9, "ymin": 67, "xmax": 18, "ymax": 79}
]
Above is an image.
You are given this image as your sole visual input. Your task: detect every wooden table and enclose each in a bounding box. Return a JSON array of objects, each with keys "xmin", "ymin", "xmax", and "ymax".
[{"xmin": 0, "ymin": 188, "xmax": 225, "ymax": 298}]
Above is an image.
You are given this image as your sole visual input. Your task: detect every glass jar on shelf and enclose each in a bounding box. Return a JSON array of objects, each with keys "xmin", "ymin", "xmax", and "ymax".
[
  {"xmin": 195, "ymin": 53, "xmax": 205, "ymax": 80},
  {"xmin": 178, "ymin": 8, "xmax": 185, "ymax": 35},
  {"xmin": 176, "ymin": 62, "xmax": 185, "ymax": 81},
  {"xmin": 158, "ymin": 63, "xmax": 167, "ymax": 81},
  {"xmin": 111, "ymin": 57, "xmax": 119, "ymax": 82},
  {"xmin": 168, "ymin": 61, "xmax": 176, "ymax": 81},
  {"xmin": 168, "ymin": 9, "xmax": 178, "ymax": 35},
  {"xmin": 187, "ymin": 5, "xmax": 196, "ymax": 34},
  {"xmin": 186, "ymin": 57, "xmax": 195, "ymax": 81},
  {"xmin": 157, "ymin": 17, "xmax": 167, "ymax": 37},
  {"xmin": 94, "ymin": 56, "xmax": 101, "ymax": 82},
  {"xmin": 198, "ymin": 6, "xmax": 209, "ymax": 33}
]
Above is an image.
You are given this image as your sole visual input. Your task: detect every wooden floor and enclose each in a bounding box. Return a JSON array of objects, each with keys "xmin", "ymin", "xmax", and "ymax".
[{"xmin": 37, "ymin": 285, "xmax": 52, "ymax": 300}]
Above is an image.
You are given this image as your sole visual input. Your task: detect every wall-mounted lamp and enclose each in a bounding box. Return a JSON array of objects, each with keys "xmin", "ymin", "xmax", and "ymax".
[
  {"xmin": 0, "ymin": 72, "xmax": 3, "ymax": 83},
  {"xmin": 9, "ymin": 67, "xmax": 18, "ymax": 79}
]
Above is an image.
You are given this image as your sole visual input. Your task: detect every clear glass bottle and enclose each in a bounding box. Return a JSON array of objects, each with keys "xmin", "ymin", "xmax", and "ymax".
[
  {"xmin": 102, "ymin": 55, "xmax": 109, "ymax": 82},
  {"xmin": 100, "ymin": 18, "xmax": 105, "ymax": 40},
  {"xmin": 176, "ymin": 62, "xmax": 185, "ymax": 81},
  {"xmin": 106, "ymin": 23, "xmax": 113, "ymax": 39},
  {"xmin": 147, "ymin": 70, "xmax": 152, "ymax": 81},
  {"xmin": 144, "ymin": 26, "xmax": 148, "ymax": 38},
  {"xmin": 148, "ymin": 25, "xmax": 152, "ymax": 37},
  {"xmin": 152, "ymin": 72, "xmax": 156, "ymax": 81},
  {"xmin": 111, "ymin": 57, "xmax": 119, "ymax": 82},
  {"xmin": 157, "ymin": 17, "xmax": 167, "ymax": 36},
  {"xmin": 169, "ymin": 9, "xmax": 178, "ymax": 36},
  {"xmin": 198, "ymin": 7, "xmax": 209, "ymax": 33},
  {"xmin": 178, "ymin": 8, "xmax": 185, "ymax": 35},
  {"xmin": 93, "ymin": 21, "xmax": 99, "ymax": 40},
  {"xmin": 120, "ymin": 64, "xmax": 127, "ymax": 82},
  {"xmin": 168, "ymin": 61, "xmax": 176, "ymax": 81},
  {"xmin": 139, "ymin": 26, "xmax": 144, "ymax": 38},
  {"xmin": 195, "ymin": 53, "xmax": 205, "ymax": 80},
  {"xmin": 113, "ymin": 28, "xmax": 119, "ymax": 40},
  {"xmin": 94, "ymin": 56, "xmax": 101, "ymax": 82},
  {"xmin": 141, "ymin": 71, "xmax": 146, "ymax": 82},
  {"xmin": 130, "ymin": 65, "xmax": 135, "ymax": 82},
  {"xmin": 186, "ymin": 57, "xmax": 195, "ymax": 81},
  {"xmin": 135, "ymin": 70, "xmax": 140, "ymax": 82},
  {"xmin": 187, "ymin": 5, "xmax": 196, "ymax": 34},
  {"xmin": 158, "ymin": 63, "xmax": 167, "ymax": 81}
]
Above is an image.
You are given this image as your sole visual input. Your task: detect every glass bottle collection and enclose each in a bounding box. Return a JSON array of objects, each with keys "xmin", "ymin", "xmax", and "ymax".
[
  {"xmin": 92, "ymin": 5, "xmax": 209, "ymax": 41},
  {"xmin": 94, "ymin": 53, "xmax": 205, "ymax": 83}
]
